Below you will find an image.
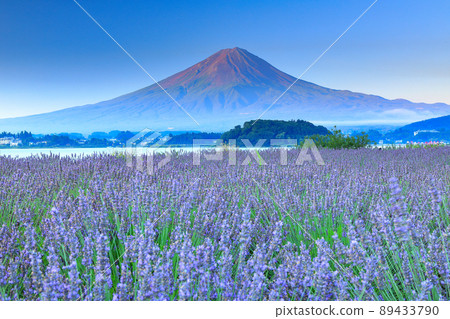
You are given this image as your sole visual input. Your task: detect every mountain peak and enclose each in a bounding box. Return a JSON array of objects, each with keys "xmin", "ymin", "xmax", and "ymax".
[
  {"xmin": 215, "ymin": 47, "xmax": 247, "ymax": 55},
  {"xmin": 160, "ymin": 47, "xmax": 294, "ymax": 88},
  {"xmin": 202, "ymin": 47, "xmax": 250, "ymax": 67}
]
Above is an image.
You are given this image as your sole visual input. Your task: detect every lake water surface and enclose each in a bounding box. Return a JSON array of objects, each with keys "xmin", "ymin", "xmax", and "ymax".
[
  {"xmin": 0, "ymin": 144, "xmax": 414, "ymax": 158},
  {"xmin": 0, "ymin": 147, "xmax": 197, "ymax": 158}
]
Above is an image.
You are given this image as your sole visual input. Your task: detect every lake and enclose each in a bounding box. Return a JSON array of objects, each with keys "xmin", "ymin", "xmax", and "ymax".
[
  {"xmin": 0, "ymin": 144, "xmax": 419, "ymax": 158},
  {"xmin": 0, "ymin": 147, "xmax": 198, "ymax": 158}
]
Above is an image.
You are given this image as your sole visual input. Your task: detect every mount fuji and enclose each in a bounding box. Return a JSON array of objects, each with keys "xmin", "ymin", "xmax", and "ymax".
[{"xmin": 1, "ymin": 47, "xmax": 449, "ymax": 133}]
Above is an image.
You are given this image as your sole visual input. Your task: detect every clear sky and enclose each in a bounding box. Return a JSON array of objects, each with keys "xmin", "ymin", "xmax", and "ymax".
[{"xmin": 1, "ymin": 0, "xmax": 449, "ymax": 119}]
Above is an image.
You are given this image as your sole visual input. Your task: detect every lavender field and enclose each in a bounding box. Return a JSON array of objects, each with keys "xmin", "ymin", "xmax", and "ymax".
[{"xmin": 0, "ymin": 147, "xmax": 449, "ymax": 301}]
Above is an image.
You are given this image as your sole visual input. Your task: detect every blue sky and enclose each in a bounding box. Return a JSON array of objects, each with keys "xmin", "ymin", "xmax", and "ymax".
[{"xmin": 1, "ymin": 0, "xmax": 450, "ymax": 119}]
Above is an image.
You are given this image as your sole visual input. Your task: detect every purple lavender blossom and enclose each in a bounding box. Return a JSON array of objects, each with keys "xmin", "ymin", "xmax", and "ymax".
[{"xmin": 0, "ymin": 147, "xmax": 448, "ymax": 300}]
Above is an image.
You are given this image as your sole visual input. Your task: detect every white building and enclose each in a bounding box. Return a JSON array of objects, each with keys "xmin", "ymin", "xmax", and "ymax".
[
  {"xmin": 414, "ymin": 129, "xmax": 439, "ymax": 136},
  {"xmin": 0, "ymin": 137, "xmax": 22, "ymax": 146}
]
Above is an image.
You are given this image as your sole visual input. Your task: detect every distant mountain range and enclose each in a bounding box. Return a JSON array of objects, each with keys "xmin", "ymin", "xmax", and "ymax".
[
  {"xmin": 399, "ymin": 114, "xmax": 450, "ymax": 131},
  {"xmin": 384, "ymin": 114, "xmax": 450, "ymax": 142},
  {"xmin": 1, "ymin": 47, "xmax": 449, "ymax": 134}
]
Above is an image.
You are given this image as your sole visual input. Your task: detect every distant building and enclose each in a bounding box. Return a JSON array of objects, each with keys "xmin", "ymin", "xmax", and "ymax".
[
  {"xmin": 0, "ymin": 137, "xmax": 13, "ymax": 145},
  {"xmin": 0, "ymin": 137, "xmax": 22, "ymax": 146},
  {"xmin": 77, "ymin": 139, "xmax": 87, "ymax": 145},
  {"xmin": 414, "ymin": 129, "xmax": 439, "ymax": 136}
]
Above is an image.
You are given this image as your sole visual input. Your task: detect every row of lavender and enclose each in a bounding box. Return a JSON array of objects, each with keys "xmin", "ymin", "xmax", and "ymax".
[{"xmin": 0, "ymin": 148, "xmax": 449, "ymax": 300}]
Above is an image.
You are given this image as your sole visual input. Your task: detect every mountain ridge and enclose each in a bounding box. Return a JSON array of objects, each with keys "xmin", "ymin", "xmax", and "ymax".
[{"xmin": 399, "ymin": 114, "xmax": 450, "ymax": 131}]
